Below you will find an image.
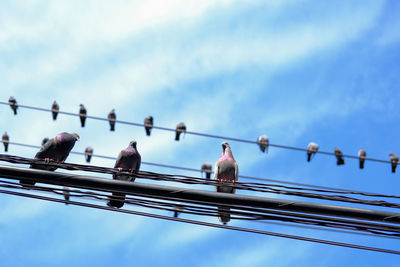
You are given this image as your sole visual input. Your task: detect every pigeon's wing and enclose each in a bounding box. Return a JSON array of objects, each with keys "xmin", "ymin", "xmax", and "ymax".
[
  {"xmin": 135, "ymin": 153, "xmax": 141, "ymax": 172},
  {"xmin": 234, "ymin": 161, "xmax": 238, "ymax": 182},
  {"xmin": 35, "ymin": 138, "xmax": 57, "ymax": 159},
  {"xmin": 214, "ymin": 161, "xmax": 220, "ymax": 180}
]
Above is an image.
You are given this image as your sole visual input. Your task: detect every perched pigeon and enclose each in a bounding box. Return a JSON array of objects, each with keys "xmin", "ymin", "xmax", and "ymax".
[
  {"xmin": 108, "ymin": 109, "xmax": 116, "ymax": 131},
  {"xmin": 2, "ymin": 132, "xmax": 9, "ymax": 152},
  {"xmin": 8, "ymin": 96, "xmax": 18, "ymax": 115},
  {"xmin": 307, "ymin": 142, "xmax": 319, "ymax": 162},
  {"xmin": 358, "ymin": 148, "xmax": 367, "ymax": 169},
  {"xmin": 41, "ymin": 137, "xmax": 49, "ymax": 147},
  {"xmin": 63, "ymin": 186, "xmax": 70, "ymax": 205},
  {"xmin": 84, "ymin": 146, "xmax": 94, "ymax": 163},
  {"xmin": 175, "ymin": 122, "xmax": 186, "ymax": 141},
  {"xmin": 107, "ymin": 141, "xmax": 141, "ymax": 208},
  {"xmin": 79, "ymin": 104, "xmax": 87, "ymax": 127},
  {"xmin": 144, "ymin": 116, "xmax": 154, "ymax": 136},
  {"xmin": 21, "ymin": 132, "xmax": 79, "ymax": 187},
  {"xmin": 257, "ymin": 135, "xmax": 269, "ymax": 153},
  {"xmin": 201, "ymin": 162, "xmax": 212, "ymax": 179},
  {"xmin": 173, "ymin": 202, "xmax": 184, "ymax": 218},
  {"xmin": 51, "ymin": 101, "xmax": 59, "ymax": 121},
  {"xmin": 214, "ymin": 142, "xmax": 238, "ymax": 224},
  {"xmin": 334, "ymin": 147, "xmax": 345, "ymax": 165},
  {"xmin": 389, "ymin": 153, "xmax": 399, "ymax": 173}
]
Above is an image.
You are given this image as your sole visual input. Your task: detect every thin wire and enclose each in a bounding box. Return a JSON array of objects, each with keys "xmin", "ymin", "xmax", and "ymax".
[
  {"xmin": 1, "ymin": 140, "xmax": 399, "ymax": 199},
  {"xmin": 0, "ymin": 188, "xmax": 399, "ymax": 255},
  {"xmin": 0, "ymin": 101, "xmax": 395, "ymax": 165}
]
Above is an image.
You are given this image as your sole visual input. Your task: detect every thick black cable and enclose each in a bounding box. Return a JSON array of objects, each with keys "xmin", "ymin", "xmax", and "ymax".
[
  {"xmin": 0, "ymin": 188, "xmax": 399, "ymax": 255},
  {"xmin": 0, "ymin": 101, "xmax": 395, "ymax": 165}
]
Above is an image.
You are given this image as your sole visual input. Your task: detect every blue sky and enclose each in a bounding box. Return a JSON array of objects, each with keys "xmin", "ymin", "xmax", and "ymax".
[{"xmin": 1, "ymin": 0, "xmax": 400, "ymax": 266}]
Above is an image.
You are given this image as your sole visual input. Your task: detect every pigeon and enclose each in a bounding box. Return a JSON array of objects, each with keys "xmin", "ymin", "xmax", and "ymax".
[
  {"xmin": 63, "ymin": 186, "xmax": 70, "ymax": 205},
  {"xmin": 358, "ymin": 148, "xmax": 367, "ymax": 169},
  {"xmin": 214, "ymin": 142, "xmax": 238, "ymax": 224},
  {"xmin": 79, "ymin": 104, "xmax": 87, "ymax": 127},
  {"xmin": 257, "ymin": 135, "xmax": 269, "ymax": 153},
  {"xmin": 334, "ymin": 147, "xmax": 345, "ymax": 165},
  {"xmin": 21, "ymin": 132, "xmax": 79, "ymax": 187},
  {"xmin": 108, "ymin": 109, "xmax": 116, "ymax": 131},
  {"xmin": 201, "ymin": 162, "xmax": 212, "ymax": 179},
  {"xmin": 51, "ymin": 101, "xmax": 59, "ymax": 121},
  {"xmin": 144, "ymin": 116, "xmax": 154, "ymax": 136},
  {"xmin": 2, "ymin": 132, "xmax": 9, "ymax": 152},
  {"xmin": 175, "ymin": 122, "xmax": 186, "ymax": 141},
  {"xmin": 41, "ymin": 137, "xmax": 49, "ymax": 147},
  {"xmin": 173, "ymin": 202, "xmax": 184, "ymax": 218},
  {"xmin": 307, "ymin": 142, "xmax": 319, "ymax": 162},
  {"xmin": 107, "ymin": 141, "xmax": 141, "ymax": 208},
  {"xmin": 389, "ymin": 153, "xmax": 399, "ymax": 173},
  {"xmin": 84, "ymin": 146, "xmax": 94, "ymax": 163},
  {"xmin": 8, "ymin": 96, "xmax": 18, "ymax": 115}
]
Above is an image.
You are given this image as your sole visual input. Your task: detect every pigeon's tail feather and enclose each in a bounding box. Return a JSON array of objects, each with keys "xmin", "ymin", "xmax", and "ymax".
[
  {"xmin": 359, "ymin": 159, "xmax": 365, "ymax": 169},
  {"xmin": 107, "ymin": 193, "xmax": 125, "ymax": 208},
  {"xmin": 174, "ymin": 211, "xmax": 179, "ymax": 218},
  {"xmin": 218, "ymin": 206, "xmax": 231, "ymax": 224},
  {"xmin": 260, "ymin": 146, "xmax": 266, "ymax": 153},
  {"xmin": 307, "ymin": 152, "xmax": 312, "ymax": 162},
  {"xmin": 110, "ymin": 123, "xmax": 115, "ymax": 131},
  {"xmin": 80, "ymin": 116, "xmax": 86, "ymax": 127},
  {"xmin": 13, "ymin": 108, "xmax": 17, "ymax": 115},
  {"xmin": 86, "ymin": 155, "xmax": 92, "ymax": 163},
  {"xmin": 175, "ymin": 131, "xmax": 180, "ymax": 141},
  {"xmin": 392, "ymin": 164, "xmax": 397, "ymax": 173},
  {"xmin": 337, "ymin": 158, "xmax": 345, "ymax": 165},
  {"xmin": 145, "ymin": 127, "xmax": 151, "ymax": 136},
  {"xmin": 20, "ymin": 179, "xmax": 35, "ymax": 188},
  {"xmin": 52, "ymin": 112, "xmax": 58, "ymax": 121},
  {"xmin": 206, "ymin": 172, "xmax": 211, "ymax": 179},
  {"xmin": 4, "ymin": 143, "xmax": 8, "ymax": 152}
]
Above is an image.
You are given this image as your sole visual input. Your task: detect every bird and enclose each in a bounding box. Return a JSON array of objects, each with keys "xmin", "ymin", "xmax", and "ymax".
[
  {"xmin": 41, "ymin": 137, "xmax": 49, "ymax": 147},
  {"xmin": 22, "ymin": 132, "xmax": 79, "ymax": 187},
  {"xmin": 2, "ymin": 132, "xmax": 9, "ymax": 152},
  {"xmin": 358, "ymin": 148, "xmax": 367, "ymax": 169},
  {"xmin": 107, "ymin": 141, "xmax": 141, "ymax": 208},
  {"xmin": 79, "ymin": 104, "xmax": 87, "ymax": 127},
  {"xmin": 8, "ymin": 96, "xmax": 18, "ymax": 115},
  {"xmin": 63, "ymin": 186, "xmax": 70, "ymax": 205},
  {"xmin": 214, "ymin": 142, "xmax": 238, "ymax": 224},
  {"xmin": 334, "ymin": 147, "xmax": 345, "ymax": 165},
  {"xmin": 257, "ymin": 135, "xmax": 269, "ymax": 153},
  {"xmin": 51, "ymin": 101, "xmax": 59, "ymax": 121},
  {"xmin": 389, "ymin": 153, "xmax": 399, "ymax": 173},
  {"xmin": 144, "ymin": 116, "xmax": 154, "ymax": 136},
  {"xmin": 108, "ymin": 109, "xmax": 116, "ymax": 131},
  {"xmin": 307, "ymin": 142, "xmax": 319, "ymax": 162},
  {"xmin": 201, "ymin": 162, "xmax": 212, "ymax": 179},
  {"xmin": 173, "ymin": 202, "xmax": 184, "ymax": 218},
  {"xmin": 84, "ymin": 146, "xmax": 94, "ymax": 163},
  {"xmin": 175, "ymin": 122, "xmax": 186, "ymax": 141}
]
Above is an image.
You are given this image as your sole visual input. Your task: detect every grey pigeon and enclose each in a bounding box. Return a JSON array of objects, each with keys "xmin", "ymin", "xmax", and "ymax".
[
  {"xmin": 79, "ymin": 104, "xmax": 87, "ymax": 127},
  {"xmin": 2, "ymin": 132, "xmax": 9, "ymax": 152},
  {"xmin": 257, "ymin": 135, "xmax": 269, "ymax": 153},
  {"xmin": 108, "ymin": 109, "xmax": 116, "ymax": 131},
  {"xmin": 358, "ymin": 148, "xmax": 367, "ymax": 169},
  {"xmin": 334, "ymin": 147, "xmax": 345, "ymax": 165},
  {"xmin": 144, "ymin": 116, "xmax": 153, "ymax": 136},
  {"xmin": 84, "ymin": 146, "xmax": 94, "ymax": 163},
  {"xmin": 175, "ymin": 122, "xmax": 186, "ymax": 141},
  {"xmin": 307, "ymin": 142, "xmax": 319, "ymax": 162},
  {"xmin": 63, "ymin": 186, "xmax": 70, "ymax": 205},
  {"xmin": 107, "ymin": 141, "xmax": 141, "ymax": 208},
  {"xmin": 173, "ymin": 202, "xmax": 184, "ymax": 218},
  {"xmin": 41, "ymin": 137, "xmax": 49, "ymax": 147},
  {"xmin": 8, "ymin": 96, "xmax": 18, "ymax": 115},
  {"xmin": 51, "ymin": 101, "xmax": 59, "ymax": 121},
  {"xmin": 214, "ymin": 142, "xmax": 238, "ymax": 224},
  {"xmin": 21, "ymin": 132, "xmax": 79, "ymax": 187},
  {"xmin": 201, "ymin": 162, "xmax": 212, "ymax": 179},
  {"xmin": 389, "ymin": 153, "xmax": 399, "ymax": 173}
]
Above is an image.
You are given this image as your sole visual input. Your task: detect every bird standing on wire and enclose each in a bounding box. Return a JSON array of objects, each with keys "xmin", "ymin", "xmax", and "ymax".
[
  {"xmin": 201, "ymin": 162, "xmax": 212, "ymax": 179},
  {"xmin": 175, "ymin": 122, "xmax": 186, "ymax": 141},
  {"xmin": 63, "ymin": 186, "xmax": 70, "ymax": 205},
  {"xmin": 389, "ymin": 153, "xmax": 399, "ymax": 173},
  {"xmin": 8, "ymin": 96, "xmax": 18, "ymax": 115},
  {"xmin": 2, "ymin": 132, "xmax": 9, "ymax": 152},
  {"xmin": 214, "ymin": 142, "xmax": 238, "ymax": 225},
  {"xmin": 84, "ymin": 146, "xmax": 94, "ymax": 163},
  {"xmin": 257, "ymin": 135, "xmax": 269, "ymax": 153},
  {"xmin": 108, "ymin": 109, "xmax": 116, "ymax": 131},
  {"xmin": 108, "ymin": 141, "xmax": 141, "ymax": 208},
  {"xmin": 358, "ymin": 148, "xmax": 367, "ymax": 169},
  {"xmin": 22, "ymin": 132, "xmax": 79, "ymax": 187},
  {"xmin": 334, "ymin": 147, "xmax": 345, "ymax": 165},
  {"xmin": 79, "ymin": 104, "xmax": 87, "ymax": 127},
  {"xmin": 41, "ymin": 137, "xmax": 49, "ymax": 147},
  {"xmin": 51, "ymin": 101, "xmax": 59, "ymax": 121},
  {"xmin": 173, "ymin": 202, "xmax": 184, "ymax": 218},
  {"xmin": 307, "ymin": 142, "xmax": 319, "ymax": 162},
  {"xmin": 144, "ymin": 116, "xmax": 153, "ymax": 136}
]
